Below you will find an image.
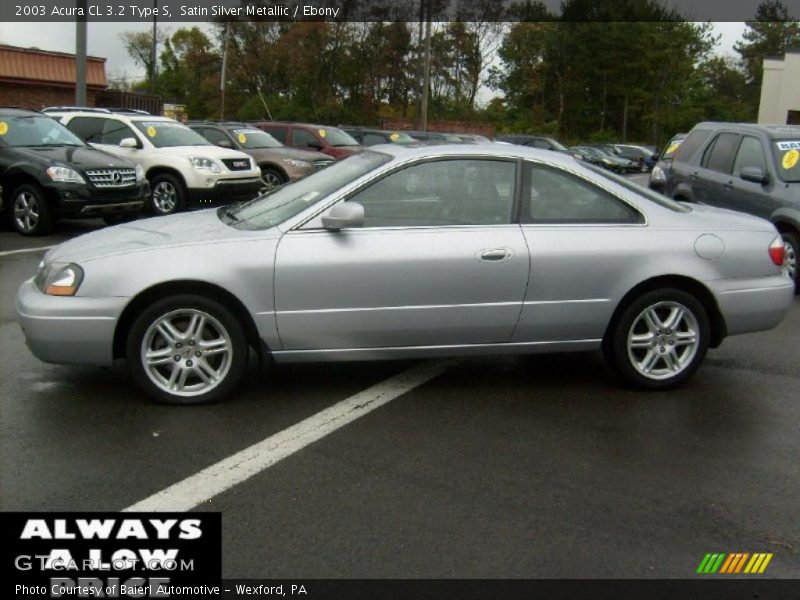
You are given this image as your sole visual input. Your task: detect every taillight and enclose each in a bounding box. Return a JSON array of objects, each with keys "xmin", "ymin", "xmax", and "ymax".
[{"xmin": 768, "ymin": 236, "xmax": 785, "ymax": 267}]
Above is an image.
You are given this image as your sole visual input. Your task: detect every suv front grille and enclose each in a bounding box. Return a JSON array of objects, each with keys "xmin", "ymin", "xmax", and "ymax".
[
  {"xmin": 222, "ymin": 158, "xmax": 253, "ymax": 171},
  {"xmin": 85, "ymin": 168, "xmax": 137, "ymax": 188},
  {"xmin": 313, "ymin": 159, "xmax": 333, "ymax": 169}
]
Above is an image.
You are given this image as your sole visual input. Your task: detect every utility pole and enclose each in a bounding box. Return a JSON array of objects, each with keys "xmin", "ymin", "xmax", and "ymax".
[
  {"xmin": 151, "ymin": 0, "xmax": 158, "ymax": 94},
  {"xmin": 220, "ymin": 24, "xmax": 229, "ymax": 120},
  {"xmin": 420, "ymin": 0, "xmax": 432, "ymax": 132},
  {"xmin": 413, "ymin": 0, "xmax": 424, "ymax": 126},
  {"xmin": 75, "ymin": 0, "xmax": 87, "ymax": 105}
]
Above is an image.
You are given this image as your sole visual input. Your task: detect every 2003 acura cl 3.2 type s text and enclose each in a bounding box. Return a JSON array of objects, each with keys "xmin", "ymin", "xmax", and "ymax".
[{"xmin": 15, "ymin": 144, "xmax": 795, "ymax": 404}]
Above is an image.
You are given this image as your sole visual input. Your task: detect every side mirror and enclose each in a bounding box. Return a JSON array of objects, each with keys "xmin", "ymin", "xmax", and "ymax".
[
  {"xmin": 119, "ymin": 137, "xmax": 138, "ymax": 149},
  {"xmin": 216, "ymin": 139, "xmax": 234, "ymax": 149},
  {"xmin": 322, "ymin": 202, "xmax": 365, "ymax": 230},
  {"xmin": 740, "ymin": 166, "xmax": 769, "ymax": 185}
]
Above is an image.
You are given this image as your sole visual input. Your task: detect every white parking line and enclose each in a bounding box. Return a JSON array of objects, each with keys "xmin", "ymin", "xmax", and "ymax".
[
  {"xmin": 0, "ymin": 245, "xmax": 56, "ymax": 257},
  {"xmin": 123, "ymin": 360, "xmax": 451, "ymax": 512}
]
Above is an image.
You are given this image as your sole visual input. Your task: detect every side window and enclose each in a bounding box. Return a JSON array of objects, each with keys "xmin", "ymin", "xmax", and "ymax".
[
  {"xmin": 732, "ymin": 136, "xmax": 767, "ymax": 176},
  {"xmin": 265, "ymin": 126, "xmax": 287, "ymax": 144},
  {"xmin": 347, "ymin": 159, "xmax": 516, "ymax": 227},
  {"xmin": 363, "ymin": 133, "xmax": 386, "ymax": 146},
  {"xmin": 100, "ymin": 119, "xmax": 138, "ymax": 146},
  {"xmin": 701, "ymin": 132, "xmax": 740, "ymax": 174},
  {"xmin": 523, "ymin": 164, "xmax": 643, "ymax": 224},
  {"xmin": 674, "ymin": 129, "xmax": 712, "ymax": 163},
  {"xmin": 198, "ymin": 128, "xmax": 231, "ymax": 146},
  {"xmin": 292, "ymin": 128, "xmax": 320, "ymax": 148},
  {"xmin": 528, "ymin": 139, "xmax": 549, "ymax": 149},
  {"xmin": 64, "ymin": 117, "xmax": 104, "ymax": 143}
]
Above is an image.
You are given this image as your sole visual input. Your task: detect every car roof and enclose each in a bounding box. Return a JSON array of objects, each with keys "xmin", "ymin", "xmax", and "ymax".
[
  {"xmin": 694, "ymin": 121, "xmax": 800, "ymax": 141},
  {"xmin": 366, "ymin": 142, "xmax": 579, "ymax": 166},
  {"xmin": 0, "ymin": 107, "xmax": 42, "ymax": 117}
]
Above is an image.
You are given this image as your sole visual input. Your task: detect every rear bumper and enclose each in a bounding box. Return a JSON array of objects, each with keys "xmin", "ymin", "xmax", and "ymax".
[
  {"xmin": 186, "ymin": 177, "xmax": 262, "ymax": 207},
  {"xmin": 15, "ymin": 279, "xmax": 126, "ymax": 367},
  {"xmin": 710, "ymin": 275, "xmax": 795, "ymax": 336}
]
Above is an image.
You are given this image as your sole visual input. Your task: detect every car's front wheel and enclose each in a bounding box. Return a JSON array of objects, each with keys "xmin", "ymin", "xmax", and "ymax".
[
  {"xmin": 126, "ymin": 295, "xmax": 248, "ymax": 404},
  {"xmin": 781, "ymin": 231, "xmax": 799, "ymax": 293},
  {"xmin": 606, "ymin": 288, "xmax": 710, "ymax": 389},
  {"xmin": 11, "ymin": 184, "xmax": 55, "ymax": 236},
  {"xmin": 260, "ymin": 167, "xmax": 286, "ymax": 191},
  {"xmin": 149, "ymin": 174, "xmax": 186, "ymax": 216}
]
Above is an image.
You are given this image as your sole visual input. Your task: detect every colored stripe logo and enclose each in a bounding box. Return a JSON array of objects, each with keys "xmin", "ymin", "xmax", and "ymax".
[{"xmin": 697, "ymin": 553, "xmax": 773, "ymax": 574}]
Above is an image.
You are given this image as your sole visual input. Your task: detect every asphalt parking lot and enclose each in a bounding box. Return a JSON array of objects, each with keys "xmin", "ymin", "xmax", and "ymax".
[{"xmin": 1, "ymin": 173, "xmax": 799, "ymax": 580}]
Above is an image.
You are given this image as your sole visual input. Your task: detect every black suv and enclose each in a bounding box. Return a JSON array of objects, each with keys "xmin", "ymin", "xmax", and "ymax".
[
  {"xmin": 0, "ymin": 108, "xmax": 147, "ymax": 235},
  {"xmin": 666, "ymin": 122, "xmax": 800, "ymax": 291}
]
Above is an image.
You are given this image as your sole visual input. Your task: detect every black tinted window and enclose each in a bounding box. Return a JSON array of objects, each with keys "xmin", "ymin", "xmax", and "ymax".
[
  {"xmin": 349, "ymin": 159, "xmax": 516, "ymax": 227},
  {"xmin": 674, "ymin": 129, "xmax": 712, "ymax": 163},
  {"xmin": 197, "ymin": 128, "xmax": 231, "ymax": 146},
  {"xmin": 702, "ymin": 132, "xmax": 740, "ymax": 173},
  {"xmin": 523, "ymin": 164, "xmax": 643, "ymax": 224},
  {"xmin": 292, "ymin": 128, "xmax": 319, "ymax": 148},
  {"xmin": 732, "ymin": 136, "xmax": 766, "ymax": 176},
  {"xmin": 363, "ymin": 133, "xmax": 386, "ymax": 146},
  {"xmin": 264, "ymin": 126, "xmax": 288, "ymax": 144},
  {"xmin": 101, "ymin": 119, "xmax": 137, "ymax": 145},
  {"xmin": 66, "ymin": 117, "xmax": 105, "ymax": 143}
]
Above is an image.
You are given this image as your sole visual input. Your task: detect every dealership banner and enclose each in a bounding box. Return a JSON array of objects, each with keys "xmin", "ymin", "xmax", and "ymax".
[
  {"xmin": 1, "ymin": 0, "xmax": 795, "ymax": 23},
  {"xmin": 2, "ymin": 513, "xmax": 221, "ymax": 598}
]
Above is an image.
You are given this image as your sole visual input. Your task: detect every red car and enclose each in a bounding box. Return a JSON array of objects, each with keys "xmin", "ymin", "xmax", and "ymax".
[{"xmin": 250, "ymin": 122, "xmax": 362, "ymax": 160}]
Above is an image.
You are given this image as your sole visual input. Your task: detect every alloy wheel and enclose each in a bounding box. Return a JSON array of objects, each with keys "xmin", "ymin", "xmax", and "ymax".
[
  {"xmin": 261, "ymin": 170, "xmax": 283, "ymax": 189},
  {"xmin": 140, "ymin": 309, "xmax": 233, "ymax": 397},
  {"xmin": 152, "ymin": 181, "xmax": 178, "ymax": 214},
  {"xmin": 13, "ymin": 191, "xmax": 40, "ymax": 233},
  {"xmin": 784, "ymin": 240, "xmax": 797, "ymax": 282},
  {"xmin": 627, "ymin": 301, "xmax": 699, "ymax": 380}
]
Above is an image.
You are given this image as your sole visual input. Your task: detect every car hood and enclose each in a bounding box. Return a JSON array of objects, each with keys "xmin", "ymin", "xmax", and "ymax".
[
  {"xmin": 246, "ymin": 147, "xmax": 331, "ymax": 162},
  {"xmin": 12, "ymin": 145, "xmax": 134, "ymax": 170},
  {"xmin": 45, "ymin": 209, "xmax": 275, "ymax": 264}
]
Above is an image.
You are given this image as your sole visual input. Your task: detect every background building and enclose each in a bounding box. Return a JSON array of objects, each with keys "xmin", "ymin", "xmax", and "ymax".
[{"xmin": 758, "ymin": 49, "xmax": 800, "ymax": 125}]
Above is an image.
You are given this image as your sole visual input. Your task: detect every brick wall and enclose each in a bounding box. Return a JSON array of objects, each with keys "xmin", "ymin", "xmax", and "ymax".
[{"xmin": 0, "ymin": 82, "xmax": 97, "ymax": 110}]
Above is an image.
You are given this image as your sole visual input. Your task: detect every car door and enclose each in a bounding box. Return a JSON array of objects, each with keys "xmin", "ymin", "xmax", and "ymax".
[
  {"xmin": 273, "ymin": 158, "xmax": 529, "ymax": 350},
  {"xmin": 693, "ymin": 132, "xmax": 741, "ymax": 207},
  {"xmin": 513, "ymin": 162, "xmax": 646, "ymax": 343},
  {"xmin": 726, "ymin": 135, "xmax": 776, "ymax": 219}
]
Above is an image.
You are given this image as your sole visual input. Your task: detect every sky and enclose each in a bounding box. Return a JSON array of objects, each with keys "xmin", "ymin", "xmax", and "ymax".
[{"xmin": 0, "ymin": 21, "xmax": 748, "ymax": 93}]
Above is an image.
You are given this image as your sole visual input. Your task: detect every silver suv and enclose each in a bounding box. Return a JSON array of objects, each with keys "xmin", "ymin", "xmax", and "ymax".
[
  {"xmin": 666, "ymin": 122, "xmax": 800, "ymax": 291},
  {"xmin": 45, "ymin": 108, "xmax": 262, "ymax": 216}
]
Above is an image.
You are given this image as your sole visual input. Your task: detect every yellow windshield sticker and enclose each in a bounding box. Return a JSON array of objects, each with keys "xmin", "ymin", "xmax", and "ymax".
[
  {"xmin": 238, "ymin": 132, "xmax": 247, "ymax": 144},
  {"xmin": 0, "ymin": 121, "xmax": 7, "ymax": 136},
  {"xmin": 665, "ymin": 142, "xmax": 680, "ymax": 155},
  {"xmin": 318, "ymin": 129, "xmax": 326, "ymax": 138},
  {"xmin": 146, "ymin": 126, "xmax": 157, "ymax": 138},
  {"xmin": 389, "ymin": 132, "xmax": 400, "ymax": 141},
  {"xmin": 782, "ymin": 149, "xmax": 799, "ymax": 170}
]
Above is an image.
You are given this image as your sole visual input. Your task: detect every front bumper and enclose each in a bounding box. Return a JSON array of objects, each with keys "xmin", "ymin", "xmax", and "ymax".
[
  {"xmin": 186, "ymin": 177, "xmax": 263, "ymax": 207},
  {"xmin": 47, "ymin": 181, "xmax": 149, "ymax": 217},
  {"xmin": 15, "ymin": 279, "xmax": 127, "ymax": 367},
  {"xmin": 710, "ymin": 274, "xmax": 795, "ymax": 337}
]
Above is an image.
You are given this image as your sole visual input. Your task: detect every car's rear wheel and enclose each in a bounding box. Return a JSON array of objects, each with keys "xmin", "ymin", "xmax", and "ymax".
[
  {"xmin": 11, "ymin": 184, "xmax": 55, "ymax": 236},
  {"xmin": 606, "ymin": 288, "xmax": 709, "ymax": 389},
  {"xmin": 781, "ymin": 231, "xmax": 799, "ymax": 293},
  {"xmin": 149, "ymin": 174, "xmax": 186, "ymax": 216},
  {"xmin": 126, "ymin": 295, "xmax": 248, "ymax": 404},
  {"xmin": 260, "ymin": 167, "xmax": 285, "ymax": 191}
]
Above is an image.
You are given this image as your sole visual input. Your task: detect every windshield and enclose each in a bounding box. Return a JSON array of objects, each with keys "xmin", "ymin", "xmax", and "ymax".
[
  {"xmin": 0, "ymin": 115, "xmax": 84, "ymax": 147},
  {"xmin": 222, "ymin": 150, "xmax": 392, "ymax": 229},
  {"xmin": 773, "ymin": 141, "xmax": 800, "ymax": 183},
  {"xmin": 585, "ymin": 163, "xmax": 691, "ymax": 212},
  {"xmin": 660, "ymin": 136, "xmax": 685, "ymax": 161},
  {"xmin": 134, "ymin": 120, "xmax": 212, "ymax": 148},
  {"xmin": 388, "ymin": 132, "xmax": 415, "ymax": 143},
  {"xmin": 231, "ymin": 128, "xmax": 282, "ymax": 149},
  {"xmin": 319, "ymin": 127, "xmax": 359, "ymax": 147}
]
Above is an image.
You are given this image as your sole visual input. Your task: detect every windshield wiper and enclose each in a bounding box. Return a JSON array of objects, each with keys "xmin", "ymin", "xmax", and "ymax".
[{"xmin": 218, "ymin": 205, "xmax": 240, "ymax": 224}]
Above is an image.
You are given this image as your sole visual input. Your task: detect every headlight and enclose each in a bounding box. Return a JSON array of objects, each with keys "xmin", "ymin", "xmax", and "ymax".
[
  {"xmin": 34, "ymin": 262, "xmax": 84, "ymax": 296},
  {"xmin": 282, "ymin": 158, "xmax": 311, "ymax": 168},
  {"xmin": 650, "ymin": 165, "xmax": 665, "ymax": 182},
  {"xmin": 188, "ymin": 157, "xmax": 222, "ymax": 173},
  {"xmin": 135, "ymin": 164, "xmax": 145, "ymax": 182},
  {"xmin": 46, "ymin": 166, "xmax": 85, "ymax": 184}
]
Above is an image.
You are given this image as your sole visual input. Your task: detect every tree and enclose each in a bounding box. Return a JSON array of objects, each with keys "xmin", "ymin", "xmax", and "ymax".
[
  {"xmin": 120, "ymin": 29, "xmax": 168, "ymax": 89},
  {"xmin": 158, "ymin": 28, "xmax": 221, "ymax": 118},
  {"xmin": 735, "ymin": 0, "xmax": 800, "ymax": 87}
]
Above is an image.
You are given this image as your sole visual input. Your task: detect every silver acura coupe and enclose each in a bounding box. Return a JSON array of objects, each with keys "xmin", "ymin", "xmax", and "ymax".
[{"xmin": 15, "ymin": 144, "xmax": 794, "ymax": 404}]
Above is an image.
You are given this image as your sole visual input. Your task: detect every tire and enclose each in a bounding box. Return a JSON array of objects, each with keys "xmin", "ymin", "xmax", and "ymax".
[
  {"xmin": 126, "ymin": 294, "xmax": 248, "ymax": 405},
  {"xmin": 781, "ymin": 231, "xmax": 799, "ymax": 294},
  {"xmin": 149, "ymin": 173, "xmax": 186, "ymax": 216},
  {"xmin": 605, "ymin": 288, "xmax": 710, "ymax": 390},
  {"xmin": 10, "ymin": 184, "xmax": 55, "ymax": 236},
  {"xmin": 260, "ymin": 167, "xmax": 286, "ymax": 191}
]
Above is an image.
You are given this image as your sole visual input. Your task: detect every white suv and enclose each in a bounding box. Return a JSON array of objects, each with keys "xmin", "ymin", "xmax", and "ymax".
[{"xmin": 45, "ymin": 108, "xmax": 262, "ymax": 216}]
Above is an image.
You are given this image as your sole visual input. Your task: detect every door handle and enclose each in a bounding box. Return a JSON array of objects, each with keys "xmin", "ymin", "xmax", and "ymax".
[{"xmin": 479, "ymin": 248, "xmax": 512, "ymax": 262}]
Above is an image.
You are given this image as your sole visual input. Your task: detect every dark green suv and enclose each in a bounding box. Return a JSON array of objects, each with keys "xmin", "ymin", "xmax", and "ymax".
[{"xmin": 667, "ymin": 122, "xmax": 800, "ymax": 291}]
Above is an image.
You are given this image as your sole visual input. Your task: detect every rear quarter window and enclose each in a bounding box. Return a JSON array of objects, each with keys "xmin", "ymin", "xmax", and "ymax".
[{"xmin": 673, "ymin": 129, "xmax": 712, "ymax": 163}]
